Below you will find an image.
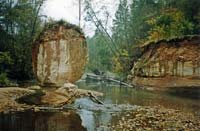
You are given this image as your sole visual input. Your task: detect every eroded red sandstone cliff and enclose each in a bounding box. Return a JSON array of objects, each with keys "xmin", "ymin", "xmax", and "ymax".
[
  {"xmin": 132, "ymin": 36, "xmax": 200, "ymax": 87},
  {"xmin": 32, "ymin": 21, "xmax": 88, "ymax": 86}
]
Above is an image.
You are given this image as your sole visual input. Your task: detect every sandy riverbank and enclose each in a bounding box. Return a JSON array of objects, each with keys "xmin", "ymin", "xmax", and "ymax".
[{"xmin": 0, "ymin": 86, "xmax": 102, "ymax": 113}]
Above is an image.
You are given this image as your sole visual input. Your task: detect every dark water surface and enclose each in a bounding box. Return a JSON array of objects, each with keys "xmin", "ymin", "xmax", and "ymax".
[
  {"xmin": 0, "ymin": 81, "xmax": 200, "ymax": 131},
  {"xmin": 0, "ymin": 110, "xmax": 86, "ymax": 131},
  {"xmin": 76, "ymin": 82, "xmax": 200, "ymax": 113},
  {"xmin": 75, "ymin": 81, "xmax": 200, "ymax": 130}
]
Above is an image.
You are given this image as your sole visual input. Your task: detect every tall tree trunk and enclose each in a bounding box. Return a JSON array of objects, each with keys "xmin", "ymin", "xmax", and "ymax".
[{"xmin": 79, "ymin": 0, "xmax": 81, "ymax": 27}]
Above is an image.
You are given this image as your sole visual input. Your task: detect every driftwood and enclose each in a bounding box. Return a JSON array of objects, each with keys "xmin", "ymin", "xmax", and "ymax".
[
  {"xmin": 107, "ymin": 78, "xmax": 133, "ymax": 87},
  {"xmin": 88, "ymin": 92, "xmax": 104, "ymax": 105},
  {"xmin": 86, "ymin": 74, "xmax": 134, "ymax": 87},
  {"xmin": 33, "ymin": 106, "xmax": 64, "ymax": 112}
]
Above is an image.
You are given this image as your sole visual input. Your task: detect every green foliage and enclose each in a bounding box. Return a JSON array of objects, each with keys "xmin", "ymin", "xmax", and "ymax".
[
  {"xmin": 86, "ymin": 31, "xmax": 113, "ymax": 72},
  {"xmin": 167, "ymin": 0, "xmax": 200, "ymax": 34},
  {"xmin": 147, "ymin": 8, "xmax": 194, "ymax": 41},
  {"xmin": 85, "ymin": 0, "xmax": 200, "ymax": 79},
  {"xmin": 111, "ymin": 0, "xmax": 154, "ymax": 76},
  {"xmin": 0, "ymin": 73, "xmax": 10, "ymax": 86},
  {"xmin": 0, "ymin": 52, "xmax": 13, "ymax": 85},
  {"xmin": 112, "ymin": 50, "xmax": 130, "ymax": 77},
  {"xmin": 0, "ymin": 0, "xmax": 197, "ymax": 82},
  {"xmin": 0, "ymin": 0, "xmax": 44, "ymax": 81},
  {"xmin": 0, "ymin": 52, "xmax": 13, "ymax": 66}
]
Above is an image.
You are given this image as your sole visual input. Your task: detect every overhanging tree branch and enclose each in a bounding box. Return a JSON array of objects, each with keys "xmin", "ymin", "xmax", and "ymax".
[
  {"xmin": 84, "ymin": 0, "xmax": 120, "ymax": 53},
  {"xmin": 87, "ymin": 12, "xmax": 117, "ymax": 56}
]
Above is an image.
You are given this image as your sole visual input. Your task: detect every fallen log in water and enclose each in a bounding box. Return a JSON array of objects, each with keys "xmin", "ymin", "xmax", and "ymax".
[
  {"xmin": 88, "ymin": 92, "xmax": 104, "ymax": 105},
  {"xmin": 86, "ymin": 74, "xmax": 134, "ymax": 87},
  {"xmin": 106, "ymin": 78, "xmax": 133, "ymax": 88}
]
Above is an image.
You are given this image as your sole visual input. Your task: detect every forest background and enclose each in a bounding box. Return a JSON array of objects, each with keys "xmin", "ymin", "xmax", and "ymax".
[{"xmin": 0, "ymin": 0, "xmax": 200, "ymax": 85}]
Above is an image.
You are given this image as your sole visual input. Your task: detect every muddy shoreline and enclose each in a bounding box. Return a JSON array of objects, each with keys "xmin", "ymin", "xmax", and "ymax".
[
  {"xmin": 0, "ymin": 85, "xmax": 199, "ymax": 130},
  {"xmin": 0, "ymin": 85, "xmax": 102, "ymax": 114}
]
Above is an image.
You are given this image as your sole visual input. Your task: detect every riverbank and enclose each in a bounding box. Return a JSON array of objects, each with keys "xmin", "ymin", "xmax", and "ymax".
[
  {"xmin": 134, "ymin": 77, "xmax": 200, "ymax": 89},
  {"xmin": 0, "ymin": 85, "xmax": 103, "ymax": 113},
  {"xmin": 0, "ymin": 87, "xmax": 37, "ymax": 113},
  {"xmin": 1, "ymin": 82, "xmax": 200, "ymax": 130},
  {"xmin": 111, "ymin": 106, "xmax": 200, "ymax": 131},
  {"xmin": 75, "ymin": 81, "xmax": 200, "ymax": 130}
]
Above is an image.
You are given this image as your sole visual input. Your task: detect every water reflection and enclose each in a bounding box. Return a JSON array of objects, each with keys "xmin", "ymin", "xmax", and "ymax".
[
  {"xmin": 73, "ymin": 81, "xmax": 200, "ymax": 130},
  {"xmin": 76, "ymin": 81, "xmax": 200, "ymax": 114},
  {"xmin": 79, "ymin": 109, "xmax": 95, "ymax": 131},
  {"xmin": 166, "ymin": 87, "xmax": 200, "ymax": 99},
  {"xmin": 75, "ymin": 98, "xmax": 113, "ymax": 131},
  {"xmin": 0, "ymin": 111, "xmax": 86, "ymax": 131},
  {"xmin": 0, "ymin": 81, "xmax": 199, "ymax": 131}
]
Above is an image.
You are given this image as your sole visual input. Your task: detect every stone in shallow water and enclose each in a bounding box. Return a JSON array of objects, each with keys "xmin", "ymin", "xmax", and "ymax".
[
  {"xmin": 63, "ymin": 83, "xmax": 78, "ymax": 90},
  {"xmin": 32, "ymin": 21, "xmax": 88, "ymax": 87}
]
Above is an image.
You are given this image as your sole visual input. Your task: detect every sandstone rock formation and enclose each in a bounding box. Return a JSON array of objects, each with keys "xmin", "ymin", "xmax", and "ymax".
[
  {"xmin": 132, "ymin": 36, "xmax": 200, "ymax": 87},
  {"xmin": 41, "ymin": 85, "xmax": 103, "ymax": 106},
  {"xmin": 0, "ymin": 85, "xmax": 103, "ymax": 113},
  {"xmin": 32, "ymin": 21, "xmax": 88, "ymax": 87},
  {"xmin": 0, "ymin": 87, "xmax": 39, "ymax": 113}
]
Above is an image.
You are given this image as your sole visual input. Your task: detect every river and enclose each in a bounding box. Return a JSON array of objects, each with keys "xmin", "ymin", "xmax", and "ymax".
[{"xmin": 0, "ymin": 81, "xmax": 200, "ymax": 131}]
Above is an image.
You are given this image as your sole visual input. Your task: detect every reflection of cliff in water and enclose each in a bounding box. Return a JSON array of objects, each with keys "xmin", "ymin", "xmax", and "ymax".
[{"xmin": 0, "ymin": 110, "xmax": 86, "ymax": 131}]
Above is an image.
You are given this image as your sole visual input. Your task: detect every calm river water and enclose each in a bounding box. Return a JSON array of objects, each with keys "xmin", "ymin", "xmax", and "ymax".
[{"xmin": 0, "ymin": 81, "xmax": 199, "ymax": 131}]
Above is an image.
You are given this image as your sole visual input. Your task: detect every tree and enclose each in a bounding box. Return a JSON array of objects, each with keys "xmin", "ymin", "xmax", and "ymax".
[
  {"xmin": 86, "ymin": 30, "xmax": 113, "ymax": 72},
  {"xmin": 147, "ymin": 8, "xmax": 194, "ymax": 41},
  {"xmin": 112, "ymin": 0, "xmax": 130, "ymax": 50},
  {"xmin": 83, "ymin": 0, "xmax": 119, "ymax": 55},
  {"xmin": 83, "ymin": 0, "xmax": 200, "ymax": 79},
  {"xmin": 168, "ymin": 0, "xmax": 200, "ymax": 34},
  {"xmin": 0, "ymin": 0, "xmax": 44, "ymax": 82},
  {"xmin": 111, "ymin": 0, "xmax": 159, "ymax": 77}
]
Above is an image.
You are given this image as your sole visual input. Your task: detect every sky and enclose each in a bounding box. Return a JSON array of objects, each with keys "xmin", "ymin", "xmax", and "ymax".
[{"xmin": 42, "ymin": 0, "xmax": 119, "ymax": 36}]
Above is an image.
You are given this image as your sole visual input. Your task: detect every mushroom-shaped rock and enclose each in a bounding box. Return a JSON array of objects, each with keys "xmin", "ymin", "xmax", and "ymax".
[{"xmin": 32, "ymin": 20, "xmax": 88, "ymax": 87}]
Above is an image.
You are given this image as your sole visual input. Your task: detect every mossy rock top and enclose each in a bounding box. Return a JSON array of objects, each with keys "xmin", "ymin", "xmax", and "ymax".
[
  {"xmin": 140, "ymin": 35, "xmax": 200, "ymax": 49},
  {"xmin": 35, "ymin": 20, "xmax": 85, "ymax": 43}
]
